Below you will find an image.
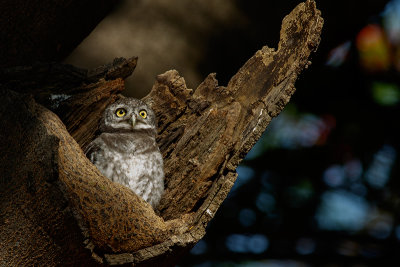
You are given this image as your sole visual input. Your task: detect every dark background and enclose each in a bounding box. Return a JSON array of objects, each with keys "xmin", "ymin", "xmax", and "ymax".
[
  {"xmin": 67, "ymin": 0, "xmax": 400, "ymax": 266},
  {"xmin": 180, "ymin": 1, "xmax": 400, "ymax": 266}
]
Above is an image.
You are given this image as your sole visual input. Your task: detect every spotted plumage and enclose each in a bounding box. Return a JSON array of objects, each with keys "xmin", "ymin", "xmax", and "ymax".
[{"xmin": 86, "ymin": 98, "xmax": 164, "ymax": 208}]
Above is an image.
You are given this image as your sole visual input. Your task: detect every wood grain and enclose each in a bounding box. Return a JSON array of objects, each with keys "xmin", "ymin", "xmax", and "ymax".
[{"xmin": 0, "ymin": 1, "xmax": 323, "ymax": 266}]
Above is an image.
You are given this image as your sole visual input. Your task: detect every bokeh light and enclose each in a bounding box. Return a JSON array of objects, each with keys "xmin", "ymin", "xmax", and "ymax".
[
  {"xmin": 364, "ymin": 145, "xmax": 396, "ymax": 189},
  {"xmin": 356, "ymin": 24, "xmax": 390, "ymax": 72},
  {"xmin": 178, "ymin": 0, "xmax": 400, "ymax": 265},
  {"xmin": 315, "ymin": 190, "xmax": 370, "ymax": 231},
  {"xmin": 326, "ymin": 41, "xmax": 351, "ymax": 67},
  {"xmin": 371, "ymin": 82, "xmax": 400, "ymax": 106}
]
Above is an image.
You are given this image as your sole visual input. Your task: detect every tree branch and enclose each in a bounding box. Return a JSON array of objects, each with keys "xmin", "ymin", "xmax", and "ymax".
[{"xmin": 0, "ymin": 1, "xmax": 323, "ymax": 266}]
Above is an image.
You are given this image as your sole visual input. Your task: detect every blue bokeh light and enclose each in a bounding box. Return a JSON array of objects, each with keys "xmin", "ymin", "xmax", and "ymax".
[
  {"xmin": 295, "ymin": 238, "xmax": 316, "ymax": 255},
  {"xmin": 190, "ymin": 240, "xmax": 208, "ymax": 255},
  {"xmin": 256, "ymin": 193, "xmax": 276, "ymax": 214},
  {"xmin": 364, "ymin": 145, "xmax": 396, "ymax": 189},
  {"xmin": 315, "ymin": 190, "xmax": 370, "ymax": 231},
  {"xmin": 225, "ymin": 234, "xmax": 269, "ymax": 254},
  {"xmin": 239, "ymin": 208, "xmax": 257, "ymax": 227}
]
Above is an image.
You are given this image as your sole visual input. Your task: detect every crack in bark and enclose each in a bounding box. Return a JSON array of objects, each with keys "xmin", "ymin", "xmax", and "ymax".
[{"xmin": 0, "ymin": 1, "xmax": 323, "ymax": 266}]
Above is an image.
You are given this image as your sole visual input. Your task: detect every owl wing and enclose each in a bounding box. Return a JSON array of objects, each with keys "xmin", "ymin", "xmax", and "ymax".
[{"xmin": 85, "ymin": 139, "xmax": 103, "ymax": 165}]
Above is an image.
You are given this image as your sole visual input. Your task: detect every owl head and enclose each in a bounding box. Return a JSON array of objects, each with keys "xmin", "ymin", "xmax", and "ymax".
[{"xmin": 100, "ymin": 98, "xmax": 157, "ymax": 133}]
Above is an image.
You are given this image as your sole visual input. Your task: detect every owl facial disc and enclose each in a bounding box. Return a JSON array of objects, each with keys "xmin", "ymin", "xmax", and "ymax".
[{"xmin": 87, "ymin": 97, "xmax": 164, "ymax": 208}]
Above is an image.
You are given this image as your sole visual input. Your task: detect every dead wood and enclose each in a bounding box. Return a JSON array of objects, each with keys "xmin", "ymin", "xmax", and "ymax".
[{"xmin": 0, "ymin": 1, "xmax": 323, "ymax": 266}]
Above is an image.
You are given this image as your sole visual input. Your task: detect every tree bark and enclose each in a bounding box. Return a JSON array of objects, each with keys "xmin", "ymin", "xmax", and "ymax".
[{"xmin": 0, "ymin": 1, "xmax": 323, "ymax": 266}]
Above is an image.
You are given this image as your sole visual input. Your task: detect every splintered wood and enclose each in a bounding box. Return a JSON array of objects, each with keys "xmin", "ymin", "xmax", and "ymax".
[{"xmin": 0, "ymin": 1, "xmax": 322, "ymax": 266}]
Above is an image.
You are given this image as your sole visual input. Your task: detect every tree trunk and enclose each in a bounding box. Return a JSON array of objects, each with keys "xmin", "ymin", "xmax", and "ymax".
[{"xmin": 0, "ymin": 1, "xmax": 323, "ymax": 266}]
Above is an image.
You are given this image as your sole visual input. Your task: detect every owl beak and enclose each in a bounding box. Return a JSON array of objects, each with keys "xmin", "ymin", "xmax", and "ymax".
[{"xmin": 131, "ymin": 116, "xmax": 136, "ymax": 128}]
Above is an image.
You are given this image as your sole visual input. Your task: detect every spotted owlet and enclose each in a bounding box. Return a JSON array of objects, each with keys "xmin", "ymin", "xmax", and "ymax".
[{"xmin": 86, "ymin": 98, "xmax": 164, "ymax": 208}]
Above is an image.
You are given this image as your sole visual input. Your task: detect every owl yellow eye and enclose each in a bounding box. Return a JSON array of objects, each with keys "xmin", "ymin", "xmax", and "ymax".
[
  {"xmin": 139, "ymin": 110, "xmax": 147, "ymax": 119},
  {"xmin": 115, "ymin": 108, "xmax": 127, "ymax": 117}
]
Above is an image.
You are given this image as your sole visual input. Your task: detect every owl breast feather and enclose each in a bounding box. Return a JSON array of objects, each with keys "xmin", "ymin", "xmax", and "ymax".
[{"xmin": 86, "ymin": 133, "xmax": 164, "ymax": 208}]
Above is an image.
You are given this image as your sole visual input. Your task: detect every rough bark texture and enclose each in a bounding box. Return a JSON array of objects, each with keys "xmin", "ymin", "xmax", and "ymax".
[
  {"xmin": 0, "ymin": 57, "xmax": 138, "ymax": 150},
  {"xmin": 0, "ymin": 1, "xmax": 323, "ymax": 266}
]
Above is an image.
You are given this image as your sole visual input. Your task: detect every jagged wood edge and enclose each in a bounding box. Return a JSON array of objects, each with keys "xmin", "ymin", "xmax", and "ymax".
[
  {"xmin": 60, "ymin": 1, "xmax": 323, "ymax": 264},
  {"xmin": 0, "ymin": 57, "xmax": 138, "ymax": 151},
  {"xmin": 0, "ymin": 56, "xmax": 138, "ymax": 93},
  {"xmin": 0, "ymin": 1, "xmax": 322, "ymax": 266},
  {"xmin": 126, "ymin": 0, "xmax": 323, "ymax": 265}
]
